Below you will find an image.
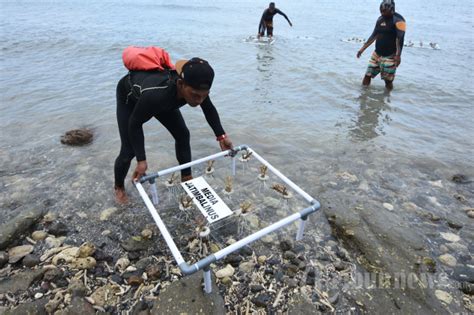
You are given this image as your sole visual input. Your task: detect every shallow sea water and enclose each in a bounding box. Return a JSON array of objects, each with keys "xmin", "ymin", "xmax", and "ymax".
[{"xmin": 1, "ymin": 0, "xmax": 473, "ymax": 291}]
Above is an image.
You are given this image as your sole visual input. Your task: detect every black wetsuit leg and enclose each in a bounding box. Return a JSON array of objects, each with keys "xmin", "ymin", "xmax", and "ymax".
[
  {"xmin": 114, "ymin": 75, "xmax": 136, "ymax": 188},
  {"xmin": 155, "ymin": 109, "xmax": 192, "ymax": 177}
]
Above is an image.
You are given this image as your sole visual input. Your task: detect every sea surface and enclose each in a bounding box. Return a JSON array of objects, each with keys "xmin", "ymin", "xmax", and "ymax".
[{"xmin": 1, "ymin": 0, "xmax": 473, "ymax": 276}]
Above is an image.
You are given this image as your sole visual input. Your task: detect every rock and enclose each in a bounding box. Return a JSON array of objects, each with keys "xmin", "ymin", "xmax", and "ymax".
[
  {"xmin": 43, "ymin": 268, "xmax": 63, "ymax": 282},
  {"xmin": 45, "ymin": 236, "xmax": 66, "ymax": 248},
  {"xmin": 467, "ymin": 210, "xmax": 474, "ymax": 219},
  {"xmin": 460, "ymin": 282, "xmax": 474, "ymax": 295},
  {"xmin": 439, "ymin": 254, "xmax": 457, "ymax": 267},
  {"xmin": 101, "ymin": 229, "xmax": 111, "ymax": 236},
  {"xmin": 78, "ymin": 242, "xmax": 95, "ymax": 258},
  {"xmin": 94, "ymin": 248, "xmax": 113, "ymax": 262},
  {"xmin": 209, "ymin": 243, "xmax": 220, "ymax": 253},
  {"xmin": 250, "ymin": 284, "xmax": 265, "ymax": 293},
  {"xmin": 42, "ymin": 211, "xmax": 57, "ymax": 223},
  {"xmin": 239, "ymin": 261, "xmax": 255, "ymax": 273},
  {"xmin": 68, "ymin": 278, "xmax": 87, "ymax": 297},
  {"xmin": 429, "ymin": 180, "xmax": 443, "ymax": 188},
  {"xmin": 8, "ymin": 244, "xmax": 34, "ymax": 263},
  {"xmin": 141, "ymin": 229, "xmax": 153, "ymax": 239},
  {"xmin": 267, "ymin": 258, "xmax": 280, "ymax": 265},
  {"xmin": 34, "ymin": 292, "xmax": 44, "ymax": 299},
  {"xmin": 127, "ymin": 275, "xmax": 144, "ymax": 286},
  {"xmin": 23, "ymin": 254, "xmax": 40, "ymax": 267},
  {"xmin": 446, "ymin": 242, "xmax": 468, "ymax": 252},
  {"xmin": 280, "ymin": 240, "xmax": 293, "ymax": 251},
  {"xmin": 69, "ymin": 257, "xmax": 96, "ymax": 269},
  {"xmin": 45, "ymin": 291, "xmax": 64, "ymax": 313},
  {"xmin": 434, "ymin": 290, "xmax": 452, "ymax": 304},
  {"xmin": 446, "ymin": 220, "xmax": 463, "ymax": 229},
  {"xmin": 90, "ymin": 283, "xmax": 122, "ymax": 307},
  {"xmin": 224, "ymin": 254, "xmax": 242, "ymax": 267},
  {"xmin": 452, "ymin": 265, "xmax": 474, "ymax": 283},
  {"xmin": 76, "ymin": 211, "xmax": 88, "ymax": 219},
  {"xmin": 440, "ymin": 232, "xmax": 460, "ymax": 243},
  {"xmin": 0, "ymin": 268, "xmax": 45, "ymax": 294},
  {"xmin": 284, "ymin": 277, "xmax": 298, "ymax": 288},
  {"xmin": 110, "ymin": 274, "xmax": 124, "ymax": 284},
  {"xmin": 100, "ymin": 207, "xmax": 117, "ymax": 221},
  {"xmin": 146, "ymin": 264, "xmax": 162, "ymax": 280},
  {"xmin": 115, "ymin": 257, "xmax": 130, "ymax": 272},
  {"xmin": 136, "ymin": 256, "xmax": 155, "ymax": 270},
  {"xmin": 221, "ymin": 276, "xmax": 233, "ymax": 286},
  {"xmin": 252, "ymin": 294, "xmax": 272, "ymax": 308},
  {"xmin": 52, "ymin": 247, "xmax": 80, "ymax": 265},
  {"xmin": 257, "ymin": 255, "xmax": 267, "ymax": 265},
  {"xmin": 121, "ymin": 237, "xmax": 151, "ymax": 252},
  {"xmin": 216, "ymin": 264, "xmax": 234, "ymax": 278},
  {"xmin": 60, "ymin": 128, "xmax": 94, "ymax": 146},
  {"xmin": 60, "ymin": 296, "xmax": 96, "ymax": 315},
  {"xmin": 0, "ymin": 207, "xmax": 46, "ymax": 250},
  {"xmin": 451, "ymin": 174, "xmax": 471, "ymax": 184},
  {"xmin": 439, "ymin": 245, "xmax": 449, "ymax": 253},
  {"xmin": 152, "ymin": 271, "xmax": 224, "ymax": 314},
  {"xmin": 283, "ymin": 251, "xmax": 297, "ymax": 260},
  {"xmin": 0, "ymin": 251, "xmax": 8, "ymax": 268},
  {"xmin": 383, "ymin": 203, "xmax": 394, "ymax": 211},
  {"xmin": 31, "ymin": 230, "xmax": 48, "ymax": 241},
  {"xmin": 238, "ymin": 245, "xmax": 253, "ymax": 256},
  {"xmin": 47, "ymin": 221, "xmax": 68, "ymax": 236},
  {"xmin": 4, "ymin": 298, "xmax": 48, "ymax": 315}
]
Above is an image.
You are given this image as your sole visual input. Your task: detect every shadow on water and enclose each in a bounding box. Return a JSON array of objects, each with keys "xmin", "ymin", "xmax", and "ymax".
[{"xmin": 349, "ymin": 87, "xmax": 392, "ymax": 141}]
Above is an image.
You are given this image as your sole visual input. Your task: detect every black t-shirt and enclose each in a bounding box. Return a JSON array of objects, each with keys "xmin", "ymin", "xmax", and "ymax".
[{"xmin": 368, "ymin": 13, "xmax": 406, "ymax": 57}]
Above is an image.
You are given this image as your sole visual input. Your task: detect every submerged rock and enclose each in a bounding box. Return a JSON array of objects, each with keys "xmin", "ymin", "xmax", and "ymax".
[
  {"xmin": 435, "ymin": 290, "xmax": 453, "ymax": 304},
  {"xmin": 60, "ymin": 128, "xmax": 94, "ymax": 146},
  {"xmin": 440, "ymin": 232, "xmax": 460, "ymax": 243},
  {"xmin": 438, "ymin": 254, "xmax": 457, "ymax": 267},
  {"xmin": 0, "ymin": 251, "xmax": 8, "ymax": 268},
  {"xmin": 451, "ymin": 174, "xmax": 472, "ymax": 184}
]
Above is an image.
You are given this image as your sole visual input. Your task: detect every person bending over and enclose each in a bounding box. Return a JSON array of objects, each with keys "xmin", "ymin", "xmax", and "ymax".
[
  {"xmin": 114, "ymin": 58, "xmax": 233, "ymax": 203},
  {"xmin": 258, "ymin": 2, "xmax": 292, "ymax": 39}
]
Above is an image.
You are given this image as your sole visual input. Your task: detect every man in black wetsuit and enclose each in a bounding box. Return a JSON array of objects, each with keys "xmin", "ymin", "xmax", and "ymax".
[
  {"xmin": 114, "ymin": 58, "xmax": 233, "ymax": 203},
  {"xmin": 258, "ymin": 2, "xmax": 292, "ymax": 39},
  {"xmin": 356, "ymin": 0, "xmax": 406, "ymax": 90}
]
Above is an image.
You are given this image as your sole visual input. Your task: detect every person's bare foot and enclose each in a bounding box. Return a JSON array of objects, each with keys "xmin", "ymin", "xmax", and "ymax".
[
  {"xmin": 115, "ymin": 186, "xmax": 128, "ymax": 204},
  {"xmin": 181, "ymin": 175, "xmax": 193, "ymax": 182}
]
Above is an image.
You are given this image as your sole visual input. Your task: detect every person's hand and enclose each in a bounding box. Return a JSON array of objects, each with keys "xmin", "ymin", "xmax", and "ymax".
[
  {"xmin": 394, "ymin": 55, "xmax": 401, "ymax": 67},
  {"xmin": 289, "ymin": 21, "xmax": 293, "ymax": 27},
  {"xmin": 219, "ymin": 137, "xmax": 233, "ymax": 151},
  {"xmin": 356, "ymin": 49, "xmax": 364, "ymax": 58},
  {"xmin": 132, "ymin": 160, "xmax": 148, "ymax": 182}
]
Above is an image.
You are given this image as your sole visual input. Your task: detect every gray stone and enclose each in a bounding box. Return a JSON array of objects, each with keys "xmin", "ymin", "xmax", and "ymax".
[
  {"xmin": 460, "ymin": 282, "xmax": 474, "ymax": 295},
  {"xmin": 135, "ymin": 256, "xmax": 155, "ymax": 270},
  {"xmin": 439, "ymin": 254, "xmax": 457, "ymax": 267},
  {"xmin": 47, "ymin": 221, "xmax": 68, "ymax": 236},
  {"xmin": 288, "ymin": 296, "xmax": 318, "ymax": 315},
  {"xmin": 43, "ymin": 268, "xmax": 63, "ymax": 282},
  {"xmin": 252, "ymin": 294, "xmax": 272, "ymax": 308},
  {"xmin": 151, "ymin": 271, "xmax": 224, "ymax": 314},
  {"xmin": 8, "ymin": 244, "xmax": 34, "ymax": 263},
  {"xmin": 23, "ymin": 254, "xmax": 41, "ymax": 267},
  {"xmin": 0, "ymin": 268, "xmax": 45, "ymax": 294},
  {"xmin": 452, "ymin": 265, "xmax": 474, "ymax": 283},
  {"xmin": 4, "ymin": 298, "xmax": 48, "ymax": 315},
  {"xmin": 121, "ymin": 237, "xmax": 151, "ymax": 252},
  {"xmin": 0, "ymin": 251, "xmax": 8, "ymax": 268},
  {"xmin": 59, "ymin": 296, "xmax": 96, "ymax": 315},
  {"xmin": 0, "ymin": 206, "xmax": 46, "ymax": 250}
]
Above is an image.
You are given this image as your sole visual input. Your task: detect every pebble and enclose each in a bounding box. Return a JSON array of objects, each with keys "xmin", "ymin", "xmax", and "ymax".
[
  {"xmin": 78, "ymin": 242, "xmax": 95, "ymax": 258},
  {"xmin": 0, "ymin": 251, "xmax": 8, "ymax": 268},
  {"xmin": 383, "ymin": 203, "xmax": 394, "ymax": 211},
  {"xmin": 115, "ymin": 257, "xmax": 130, "ymax": 272},
  {"xmin": 101, "ymin": 230, "xmax": 111, "ymax": 236},
  {"xmin": 146, "ymin": 264, "xmax": 162, "ymax": 280},
  {"xmin": 252, "ymin": 294, "xmax": 272, "ymax": 307},
  {"xmin": 221, "ymin": 276, "xmax": 232, "ymax": 286},
  {"xmin": 435, "ymin": 290, "xmax": 453, "ymax": 304},
  {"xmin": 45, "ymin": 236, "xmax": 66, "ymax": 248},
  {"xmin": 257, "ymin": 255, "xmax": 267, "ymax": 265},
  {"xmin": 69, "ymin": 257, "xmax": 96, "ymax": 270},
  {"xmin": 440, "ymin": 232, "xmax": 460, "ymax": 242},
  {"xmin": 8, "ymin": 245, "xmax": 34, "ymax": 263},
  {"xmin": 239, "ymin": 262, "xmax": 255, "ymax": 273},
  {"xmin": 43, "ymin": 211, "xmax": 57, "ymax": 223},
  {"xmin": 224, "ymin": 254, "xmax": 242, "ymax": 267},
  {"xmin": 34, "ymin": 292, "xmax": 44, "ymax": 299},
  {"xmin": 216, "ymin": 264, "xmax": 234, "ymax": 278},
  {"xmin": 467, "ymin": 210, "xmax": 474, "ymax": 219},
  {"xmin": 280, "ymin": 240, "xmax": 293, "ymax": 251},
  {"xmin": 438, "ymin": 254, "xmax": 457, "ymax": 267},
  {"xmin": 141, "ymin": 229, "xmax": 153, "ymax": 240},
  {"xmin": 127, "ymin": 275, "xmax": 143, "ymax": 286},
  {"xmin": 238, "ymin": 246, "xmax": 253, "ymax": 256},
  {"xmin": 99, "ymin": 207, "xmax": 117, "ymax": 221},
  {"xmin": 47, "ymin": 221, "xmax": 68, "ymax": 236},
  {"xmin": 31, "ymin": 230, "xmax": 48, "ymax": 241},
  {"xmin": 22, "ymin": 254, "xmax": 40, "ymax": 267},
  {"xmin": 250, "ymin": 284, "xmax": 264, "ymax": 293},
  {"xmin": 429, "ymin": 180, "xmax": 443, "ymax": 188}
]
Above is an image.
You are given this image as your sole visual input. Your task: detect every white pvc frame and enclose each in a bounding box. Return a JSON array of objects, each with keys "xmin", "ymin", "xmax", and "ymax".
[{"xmin": 135, "ymin": 145, "xmax": 320, "ymax": 293}]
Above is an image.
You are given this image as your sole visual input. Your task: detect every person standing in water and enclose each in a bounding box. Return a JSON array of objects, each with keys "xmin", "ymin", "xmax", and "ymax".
[
  {"xmin": 257, "ymin": 2, "xmax": 292, "ymax": 39},
  {"xmin": 356, "ymin": 0, "xmax": 406, "ymax": 90},
  {"xmin": 114, "ymin": 57, "xmax": 233, "ymax": 203}
]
